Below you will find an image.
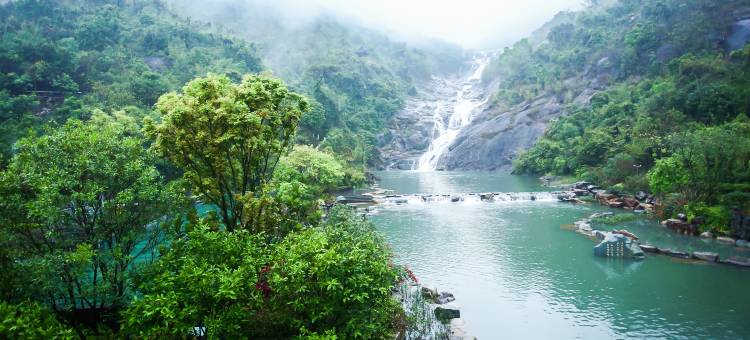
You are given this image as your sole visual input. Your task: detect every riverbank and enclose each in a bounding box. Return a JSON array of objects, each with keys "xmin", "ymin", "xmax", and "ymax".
[{"xmin": 554, "ymin": 180, "xmax": 750, "ymax": 267}]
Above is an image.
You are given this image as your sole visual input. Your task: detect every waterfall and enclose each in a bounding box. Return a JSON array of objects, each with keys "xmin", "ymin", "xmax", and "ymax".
[{"xmin": 415, "ymin": 56, "xmax": 490, "ymax": 171}]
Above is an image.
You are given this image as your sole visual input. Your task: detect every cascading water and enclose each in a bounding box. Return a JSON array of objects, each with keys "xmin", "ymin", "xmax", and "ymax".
[{"xmin": 416, "ymin": 56, "xmax": 491, "ymax": 171}]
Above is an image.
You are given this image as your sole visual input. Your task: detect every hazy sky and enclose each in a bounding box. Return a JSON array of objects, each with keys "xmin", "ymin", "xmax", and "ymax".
[{"xmin": 266, "ymin": 0, "xmax": 585, "ymax": 47}]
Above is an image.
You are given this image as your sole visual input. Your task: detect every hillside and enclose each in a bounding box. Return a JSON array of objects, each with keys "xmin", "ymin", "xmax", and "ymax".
[
  {"xmin": 483, "ymin": 0, "xmax": 750, "ymax": 230},
  {"xmin": 166, "ymin": 0, "xmax": 465, "ymax": 165},
  {"xmin": 0, "ymin": 0, "xmax": 264, "ymax": 161}
]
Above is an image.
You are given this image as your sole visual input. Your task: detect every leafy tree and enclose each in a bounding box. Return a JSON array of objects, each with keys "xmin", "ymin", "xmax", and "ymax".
[
  {"xmin": 0, "ymin": 301, "xmax": 75, "ymax": 339},
  {"xmin": 146, "ymin": 74, "xmax": 308, "ymax": 232},
  {"xmin": 0, "ymin": 120, "xmax": 185, "ymax": 328},
  {"xmin": 124, "ymin": 206, "xmax": 399, "ymax": 339}
]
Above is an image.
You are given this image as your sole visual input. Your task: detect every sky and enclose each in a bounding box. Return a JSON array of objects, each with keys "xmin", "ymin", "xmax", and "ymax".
[{"xmin": 264, "ymin": 0, "xmax": 585, "ymax": 48}]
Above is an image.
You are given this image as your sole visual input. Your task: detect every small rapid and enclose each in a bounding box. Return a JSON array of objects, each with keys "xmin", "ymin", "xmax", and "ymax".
[{"xmin": 416, "ymin": 56, "xmax": 491, "ymax": 171}]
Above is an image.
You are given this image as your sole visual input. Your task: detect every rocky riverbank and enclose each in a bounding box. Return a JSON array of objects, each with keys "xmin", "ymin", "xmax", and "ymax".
[{"xmin": 393, "ymin": 279, "xmax": 475, "ymax": 340}]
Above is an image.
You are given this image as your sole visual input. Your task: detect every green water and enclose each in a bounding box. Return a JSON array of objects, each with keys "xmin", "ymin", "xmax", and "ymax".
[{"xmin": 369, "ymin": 171, "xmax": 750, "ymax": 339}]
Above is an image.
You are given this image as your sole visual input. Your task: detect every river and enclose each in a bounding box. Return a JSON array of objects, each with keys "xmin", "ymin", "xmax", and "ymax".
[{"xmin": 369, "ymin": 171, "xmax": 750, "ymax": 339}]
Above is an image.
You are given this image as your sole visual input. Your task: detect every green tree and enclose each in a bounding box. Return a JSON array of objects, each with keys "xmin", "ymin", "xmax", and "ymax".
[
  {"xmin": 0, "ymin": 120, "xmax": 184, "ymax": 328},
  {"xmin": 124, "ymin": 206, "xmax": 399, "ymax": 339},
  {"xmin": 146, "ymin": 74, "xmax": 309, "ymax": 232}
]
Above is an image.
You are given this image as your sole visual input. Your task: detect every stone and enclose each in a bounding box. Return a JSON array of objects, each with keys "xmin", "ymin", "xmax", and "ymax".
[
  {"xmin": 608, "ymin": 200, "xmax": 625, "ymax": 208},
  {"xmin": 480, "ymin": 193, "xmax": 494, "ymax": 201},
  {"xmin": 737, "ymin": 240, "xmax": 749, "ymax": 248},
  {"xmin": 622, "ymin": 196, "xmax": 639, "ymax": 208},
  {"xmin": 699, "ymin": 231, "xmax": 714, "ymax": 239},
  {"xmin": 717, "ymin": 236, "xmax": 737, "ymax": 245},
  {"xmin": 692, "ymin": 252, "xmax": 719, "ymax": 263},
  {"xmin": 721, "ymin": 256, "xmax": 750, "ymax": 268},
  {"xmin": 635, "ymin": 191, "xmax": 649, "ymax": 201},
  {"xmin": 640, "ymin": 203, "xmax": 655, "ymax": 213},
  {"xmin": 437, "ymin": 292, "xmax": 456, "ymax": 304},
  {"xmin": 573, "ymin": 181, "xmax": 593, "ymax": 190},
  {"xmin": 596, "ymin": 193, "xmax": 617, "ymax": 205},
  {"xmin": 640, "ymin": 244, "xmax": 658, "ymax": 253},
  {"xmin": 572, "ymin": 189, "xmax": 590, "ymax": 197},
  {"xmin": 435, "ymin": 303, "xmax": 461, "ymax": 322},
  {"xmin": 677, "ymin": 213, "xmax": 688, "ymax": 221},
  {"xmin": 451, "ymin": 196, "xmax": 462, "ymax": 203},
  {"xmin": 421, "ymin": 285, "xmax": 438, "ymax": 300},
  {"xmin": 589, "ymin": 212, "xmax": 614, "ymax": 219},
  {"xmin": 594, "ymin": 233, "xmax": 644, "ymax": 259},
  {"xmin": 586, "ymin": 184, "xmax": 601, "ymax": 192},
  {"xmin": 662, "ymin": 219, "xmax": 697, "ymax": 235},
  {"xmin": 660, "ymin": 248, "xmax": 691, "ymax": 259}
]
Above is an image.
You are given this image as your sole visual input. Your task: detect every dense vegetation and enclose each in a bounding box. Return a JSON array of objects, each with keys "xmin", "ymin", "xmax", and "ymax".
[
  {"xmin": 507, "ymin": 0, "xmax": 750, "ymax": 232},
  {"xmin": 0, "ymin": 0, "xmax": 416, "ymax": 337},
  {"xmin": 0, "ymin": 0, "xmax": 264, "ymax": 161},
  {"xmin": 167, "ymin": 0, "xmax": 464, "ymax": 166}
]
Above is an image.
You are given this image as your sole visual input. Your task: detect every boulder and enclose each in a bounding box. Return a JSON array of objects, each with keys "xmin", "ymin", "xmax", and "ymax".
[
  {"xmin": 608, "ymin": 200, "xmax": 625, "ymax": 208},
  {"xmin": 699, "ymin": 231, "xmax": 714, "ymax": 239},
  {"xmin": 596, "ymin": 193, "xmax": 617, "ymax": 205},
  {"xmin": 692, "ymin": 252, "xmax": 719, "ymax": 263},
  {"xmin": 677, "ymin": 213, "xmax": 688, "ymax": 221},
  {"xmin": 573, "ymin": 181, "xmax": 593, "ymax": 190},
  {"xmin": 479, "ymin": 193, "xmax": 494, "ymax": 201},
  {"xmin": 717, "ymin": 236, "xmax": 737, "ymax": 245},
  {"xmin": 635, "ymin": 191, "xmax": 649, "ymax": 201},
  {"xmin": 435, "ymin": 303, "xmax": 461, "ymax": 322},
  {"xmin": 589, "ymin": 212, "xmax": 614, "ymax": 219},
  {"xmin": 572, "ymin": 189, "xmax": 590, "ymax": 197},
  {"xmin": 586, "ymin": 185, "xmax": 601, "ymax": 192},
  {"xmin": 662, "ymin": 219, "xmax": 697, "ymax": 235},
  {"xmin": 621, "ymin": 196, "xmax": 639, "ymax": 208},
  {"xmin": 660, "ymin": 248, "xmax": 691, "ymax": 259},
  {"xmin": 640, "ymin": 244, "xmax": 659, "ymax": 253},
  {"xmin": 737, "ymin": 240, "xmax": 749, "ymax": 248},
  {"xmin": 421, "ymin": 285, "xmax": 438, "ymax": 301},
  {"xmin": 437, "ymin": 292, "xmax": 456, "ymax": 304},
  {"xmin": 594, "ymin": 233, "xmax": 644, "ymax": 259},
  {"xmin": 451, "ymin": 196, "xmax": 462, "ymax": 203},
  {"xmin": 721, "ymin": 256, "xmax": 750, "ymax": 268},
  {"xmin": 639, "ymin": 203, "xmax": 655, "ymax": 213}
]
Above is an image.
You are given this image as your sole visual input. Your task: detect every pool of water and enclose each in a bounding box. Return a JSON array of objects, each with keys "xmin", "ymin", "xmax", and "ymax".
[{"xmin": 369, "ymin": 171, "xmax": 750, "ymax": 339}]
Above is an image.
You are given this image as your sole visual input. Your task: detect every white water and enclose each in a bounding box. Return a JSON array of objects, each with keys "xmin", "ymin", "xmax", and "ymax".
[{"xmin": 416, "ymin": 56, "xmax": 491, "ymax": 171}]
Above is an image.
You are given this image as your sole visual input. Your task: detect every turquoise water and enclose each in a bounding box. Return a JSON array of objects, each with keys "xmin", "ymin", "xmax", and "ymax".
[{"xmin": 369, "ymin": 171, "xmax": 750, "ymax": 339}]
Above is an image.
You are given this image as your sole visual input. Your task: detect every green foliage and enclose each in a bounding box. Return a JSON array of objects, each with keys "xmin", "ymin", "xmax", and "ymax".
[
  {"xmin": 147, "ymin": 74, "xmax": 308, "ymax": 233},
  {"xmin": 591, "ymin": 213, "xmax": 641, "ymax": 225},
  {"xmin": 0, "ymin": 0, "xmax": 263, "ymax": 159},
  {"xmin": 125, "ymin": 206, "xmax": 399, "ymax": 339},
  {"xmin": 0, "ymin": 301, "xmax": 75, "ymax": 339},
  {"xmin": 683, "ymin": 203, "xmax": 731, "ymax": 232},
  {"xmin": 0, "ymin": 120, "xmax": 184, "ymax": 325},
  {"xmin": 512, "ymin": 0, "xmax": 750, "ymax": 220},
  {"xmin": 275, "ymin": 145, "xmax": 364, "ymax": 200}
]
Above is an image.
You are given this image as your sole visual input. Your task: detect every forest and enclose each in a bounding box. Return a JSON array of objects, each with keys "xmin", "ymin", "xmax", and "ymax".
[
  {"xmin": 510, "ymin": 0, "xmax": 750, "ymax": 232},
  {"xmin": 2, "ymin": 0, "xmax": 750, "ymax": 338},
  {"xmin": 0, "ymin": 0, "xmax": 421, "ymax": 338}
]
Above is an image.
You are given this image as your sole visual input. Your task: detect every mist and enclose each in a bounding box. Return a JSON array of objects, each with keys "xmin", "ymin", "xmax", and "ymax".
[{"xmin": 171, "ymin": 0, "xmax": 585, "ymax": 49}]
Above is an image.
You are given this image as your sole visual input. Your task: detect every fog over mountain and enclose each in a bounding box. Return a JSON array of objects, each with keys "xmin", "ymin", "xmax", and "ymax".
[{"xmin": 171, "ymin": 0, "xmax": 584, "ymax": 48}]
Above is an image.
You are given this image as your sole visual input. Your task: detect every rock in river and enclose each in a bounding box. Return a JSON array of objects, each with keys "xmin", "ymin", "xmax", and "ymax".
[
  {"xmin": 435, "ymin": 303, "xmax": 461, "ymax": 322},
  {"xmin": 692, "ymin": 252, "xmax": 719, "ymax": 263}
]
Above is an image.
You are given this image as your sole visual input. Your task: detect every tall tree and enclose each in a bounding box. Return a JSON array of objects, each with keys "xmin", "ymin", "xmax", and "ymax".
[
  {"xmin": 146, "ymin": 74, "xmax": 308, "ymax": 232},
  {"xmin": 0, "ymin": 120, "xmax": 184, "ymax": 328}
]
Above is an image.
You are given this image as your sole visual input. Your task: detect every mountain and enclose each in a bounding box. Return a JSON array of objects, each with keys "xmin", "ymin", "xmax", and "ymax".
[
  {"xmin": 165, "ymin": 0, "xmax": 466, "ymax": 166},
  {"xmin": 436, "ymin": 0, "xmax": 750, "ymax": 174},
  {"xmin": 0, "ymin": 0, "xmax": 263, "ymax": 160}
]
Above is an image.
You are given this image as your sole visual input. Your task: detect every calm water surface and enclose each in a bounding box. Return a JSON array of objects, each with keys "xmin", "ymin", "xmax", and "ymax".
[{"xmin": 369, "ymin": 171, "xmax": 750, "ymax": 339}]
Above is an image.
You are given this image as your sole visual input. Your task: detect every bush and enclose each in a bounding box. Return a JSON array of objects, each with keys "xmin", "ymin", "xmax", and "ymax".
[
  {"xmin": 683, "ymin": 202, "xmax": 730, "ymax": 233},
  {"xmin": 125, "ymin": 206, "xmax": 399, "ymax": 339},
  {"xmin": 0, "ymin": 302, "xmax": 75, "ymax": 339}
]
